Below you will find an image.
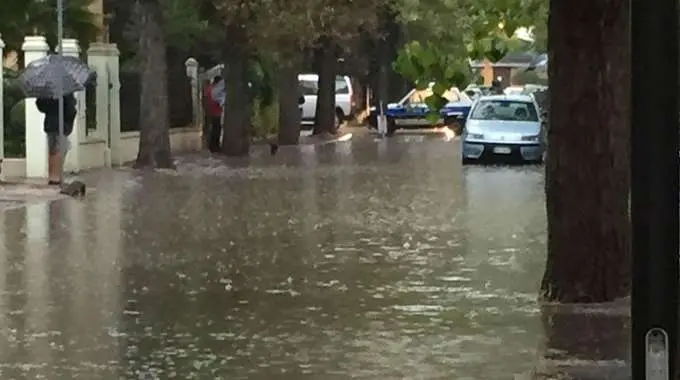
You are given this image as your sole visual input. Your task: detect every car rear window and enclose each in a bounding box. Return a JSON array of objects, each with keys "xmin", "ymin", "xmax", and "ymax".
[
  {"xmin": 335, "ymin": 79, "xmax": 350, "ymax": 94},
  {"xmin": 299, "ymin": 78, "xmax": 350, "ymax": 95},
  {"xmin": 299, "ymin": 80, "xmax": 318, "ymax": 95},
  {"xmin": 469, "ymin": 100, "xmax": 539, "ymax": 122}
]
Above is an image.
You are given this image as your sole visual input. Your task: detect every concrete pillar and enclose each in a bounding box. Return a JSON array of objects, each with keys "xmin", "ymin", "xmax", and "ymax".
[
  {"xmin": 60, "ymin": 39, "xmax": 85, "ymax": 173},
  {"xmin": 22, "ymin": 36, "xmax": 50, "ymax": 178},
  {"xmin": 87, "ymin": 43, "xmax": 120, "ymax": 166},
  {"xmin": 185, "ymin": 58, "xmax": 200, "ymax": 131},
  {"xmin": 0, "ymin": 36, "xmax": 5, "ymax": 175}
]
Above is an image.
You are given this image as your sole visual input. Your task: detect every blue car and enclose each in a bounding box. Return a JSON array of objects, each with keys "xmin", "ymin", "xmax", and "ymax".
[{"xmin": 368, "ymin": 86, "xmax": 473, "ymax": 133}]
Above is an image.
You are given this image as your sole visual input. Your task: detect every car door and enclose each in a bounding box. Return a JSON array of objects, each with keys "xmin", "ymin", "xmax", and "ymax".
[{"xmin": 299, "ymin": 79, "xmax": 318, "ymax": 120}]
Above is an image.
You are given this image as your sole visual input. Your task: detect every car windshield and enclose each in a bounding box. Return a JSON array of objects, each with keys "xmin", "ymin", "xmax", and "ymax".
[
  {"xmin": 469, "ymin": 100, "xmax": 539, "ymax": 122},
  {"xmin": 405, "ymin": 88, "xmax": 460, "ymax": 105}
]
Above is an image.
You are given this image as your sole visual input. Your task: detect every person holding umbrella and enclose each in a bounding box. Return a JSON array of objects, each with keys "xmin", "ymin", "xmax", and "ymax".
[
  {"xmin": 36, "ymin": 94, "xmax": 77, "ymax": 185},
  {"xmin": 18, "ymin": 53, "xmax": 95, "ymax": 186}
]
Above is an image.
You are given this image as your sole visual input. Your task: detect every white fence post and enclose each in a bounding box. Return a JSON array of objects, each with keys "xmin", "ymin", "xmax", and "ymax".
[
  {"xmin": 60, "ymin": 38, "xmax": 84, "ymax": 173},
  {"xmin": 185, "ymin": 57, "xmax": 200, "ymax": 131},
  {"xmin": 87, "ymin": 42, "xmax": 120, "ymax": 166},
  {"xmin": 22, "ymin": 36, "xmax": 49, "ymax": 179}
]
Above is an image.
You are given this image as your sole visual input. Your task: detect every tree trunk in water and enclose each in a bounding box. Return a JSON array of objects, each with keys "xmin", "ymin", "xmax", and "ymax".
[
  {"xmin": 134, "ymin": 0, "xmax": 174, "ymax": 169},
  {"xmin": 221, "ymin": 25, "xmax": 250, "ymax": 157},
  {"xmin": 541, "ymin": 0, "xmax": 630, "ymax": 302},
  {"xmin": 277, "ymin": 62, "xmax": 300, "ymax": 145},
  {"xmin": 538, "ymin": 303, "xmax": 629, "ymax": 379},
  {"xmin": 313, "ymin": 38, "xmax": 336, "ymax": 135}
]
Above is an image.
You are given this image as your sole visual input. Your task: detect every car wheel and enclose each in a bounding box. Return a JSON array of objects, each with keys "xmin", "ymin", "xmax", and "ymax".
[{"xmin": 335, "ymin": 109, "xmax": 345, "ymax": 128}]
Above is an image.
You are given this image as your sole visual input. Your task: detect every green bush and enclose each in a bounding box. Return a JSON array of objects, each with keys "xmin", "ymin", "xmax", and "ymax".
[
  {"xmin": 250, "ymin": 96, "xmax": 279, "ymax": 139},
  {"xmin": 3, "ymin": 69, "xmax": 26, "ymax": 157}
]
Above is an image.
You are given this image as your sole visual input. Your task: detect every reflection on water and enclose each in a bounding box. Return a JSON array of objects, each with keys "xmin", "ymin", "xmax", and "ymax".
[{"xmin": 0, "ymin": 137, "xmax": 596, "ymax": 379}]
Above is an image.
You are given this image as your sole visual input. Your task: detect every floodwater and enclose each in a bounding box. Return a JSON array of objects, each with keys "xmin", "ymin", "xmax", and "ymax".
[{"xmin": 0, "ymin": 131, "xmax": 628, "ymax": 379}]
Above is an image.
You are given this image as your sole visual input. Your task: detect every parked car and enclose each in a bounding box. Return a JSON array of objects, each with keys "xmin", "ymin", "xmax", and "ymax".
[
  {"xmin": 368, "ymin": 84, "xmax": 473, "ymax": 134},
  {"xmin": 503, "ymin": 86, "xmax": 525, "ymax": 96},
  {"xmin": 463, "ymin": 84, "xmax": 493, "ymax": 100},
  {"xmin": 464, "ymin": 87, "xmax": 483, "ymax": 101},
  {"xmin": 521, "ymin": 84, "xmax": 548, "ymax": 95},
  {"xmin": 298, "ymin": 74, "xmax": 354, "ymax": 129},
  {"xmin": 462, "ymin": 94, "xmax": 545, "ymax": 164}
]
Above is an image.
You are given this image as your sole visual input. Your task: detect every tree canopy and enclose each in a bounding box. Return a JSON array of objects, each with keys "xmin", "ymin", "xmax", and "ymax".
[
  {"xmin": 0, "ymin": 0, "xmax": 98, "ymax": 52},
  {"xmin": 392, "ymin": 0, "xmax": 548, "ymax": 112}
]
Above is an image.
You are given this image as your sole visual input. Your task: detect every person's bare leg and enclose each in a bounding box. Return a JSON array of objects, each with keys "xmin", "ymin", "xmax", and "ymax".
[{"xmin": 48, "ymin": 153, "xmax": 60, "ymax": 183}]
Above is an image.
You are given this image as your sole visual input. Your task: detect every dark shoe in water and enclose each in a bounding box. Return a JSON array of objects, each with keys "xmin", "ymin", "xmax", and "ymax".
[
  {"xmin": 269, "ymin": 143, "xmax": 279, "ymax": 156},
  {"xmin": 60, "ymin": 180, "xmax": 86, "ymax": 197},
  {"xmin": 48, "ymin": 180, "xmax": 61, "ymax": 186}
]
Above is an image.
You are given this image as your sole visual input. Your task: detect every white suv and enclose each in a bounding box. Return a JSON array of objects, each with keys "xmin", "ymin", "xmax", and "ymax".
[{"xmin": 298, "ymin": 74, "xmax": 353, "ymax": 128}]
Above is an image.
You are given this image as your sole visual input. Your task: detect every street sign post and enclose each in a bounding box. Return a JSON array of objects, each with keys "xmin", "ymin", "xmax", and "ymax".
[{"xmin": 631, "ymin": 0, "xmax": 679, "ymax": 379}]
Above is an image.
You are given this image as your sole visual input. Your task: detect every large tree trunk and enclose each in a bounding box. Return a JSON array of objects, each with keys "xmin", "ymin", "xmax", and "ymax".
[
  {"xmin": 133, "ymin": 0, "xmax": 174, "ymax": 169},
  {"xmin": 538, "ymin": 303, "xmax": 629, "ymax": 379},
  {"xmin": 221, "ymin": 24, "xmax": 250, "ymax": 156},
  {"xmin": 313, "ymin": 37, "xmax": 337, "ymax": 135},
  {"xmin": 277, "ymin": 62, "xmax": 301, "ymax": 145},
  {"xmin": 541, "ymin": 0, "xmax": 630, "ymax": 302}
]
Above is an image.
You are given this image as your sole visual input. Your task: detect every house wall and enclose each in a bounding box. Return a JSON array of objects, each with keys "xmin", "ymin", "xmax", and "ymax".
[{"xmin": 493, "ymin": 67, "xmax": 513, "ymax": 88}]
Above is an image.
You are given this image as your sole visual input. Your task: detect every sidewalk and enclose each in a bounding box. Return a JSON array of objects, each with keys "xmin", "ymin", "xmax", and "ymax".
[{"xmin": 0, "ymin": 179, "xmax": 69, "ymax": 201}]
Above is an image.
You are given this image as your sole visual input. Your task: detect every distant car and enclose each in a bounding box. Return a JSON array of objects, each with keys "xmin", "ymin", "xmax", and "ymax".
[
  {"xmin": 462, "ymin": 94, "xmax": 545, "ymax": 164},
  {"xmin": 464, "ymin": 84, "xmax": 494, "ymax": 99},
  {"xmin": 521, "ymin": 84, "xmax": 548, "ymax": 95},
  {"xmin": 464, "ymin": 88, "xmax": 483, "ymax": 101},
  {"xmin": 368, "ymin": 85, "xmax": 473, "ymax": 133},
  {"xmin": 503, "ymin": 86, "xmax": 525, "ymax": 96},
  {"xmin": 298, "ymin": 74, "xmax": 354, "ymax": 129}
]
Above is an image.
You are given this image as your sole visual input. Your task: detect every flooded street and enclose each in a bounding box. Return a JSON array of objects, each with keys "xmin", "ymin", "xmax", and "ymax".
[{"xmin": 0, "ymin": 132, "xmax": 569, "ymax": 379}]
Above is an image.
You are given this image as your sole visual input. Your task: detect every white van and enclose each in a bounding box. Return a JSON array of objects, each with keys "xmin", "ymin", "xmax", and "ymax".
[{"xmin": 298, "ymin": 74, "xmax": 353, "ymax": 127}]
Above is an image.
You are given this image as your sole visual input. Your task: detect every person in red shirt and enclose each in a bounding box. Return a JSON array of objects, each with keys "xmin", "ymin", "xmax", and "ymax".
[{"xmin": 204, "ymin": 76, "xmax": 223, "ymax": 152}]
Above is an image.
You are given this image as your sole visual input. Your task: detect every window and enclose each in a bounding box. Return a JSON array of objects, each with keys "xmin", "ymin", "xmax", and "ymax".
[
  {"xmin": 299, "ymin": 77, "xmax": 350, "ymax": 95},
  {"xmin": 469, "ymin": 100, "xmax": 539, "ymax": 122},
  {"xmin": 335, "ymin": 79, "xmax": 349, "ymax": 94},
  {"xmin": 299, "ymin": 80, "xmax": 318, "ymax": 96}
]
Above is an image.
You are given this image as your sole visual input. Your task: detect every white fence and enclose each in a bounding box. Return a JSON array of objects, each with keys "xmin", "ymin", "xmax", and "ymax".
[{"xmin": 0, "ymin": 35, "xmax": 202, "ymax": 179}]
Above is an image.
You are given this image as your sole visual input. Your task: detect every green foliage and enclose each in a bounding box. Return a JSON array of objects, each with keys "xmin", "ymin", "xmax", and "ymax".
[
  {"xmin": 393, "ymin": 40, "xmax": 472, "ymax": 119},
  {"xmin": 162, "ymin": 0, "xmax": 214, "ymax": 52},
  {"xmin": 247, "ymin": 55, "xmax": 276, "ymax": 108},
  {"xmin": 392, "ymin": 0, "xmax": 548, "ymax": 112},
  {"xmin": 0, "ymin": 0, "xmax": 99, "ymax": 52},
  {"xmin": 3, "ymin": 68, "xmax": 26, "ymax": 157},
  {"xmin": 250, "ymin": 95, "xmax": 279, "ymax": 139}
]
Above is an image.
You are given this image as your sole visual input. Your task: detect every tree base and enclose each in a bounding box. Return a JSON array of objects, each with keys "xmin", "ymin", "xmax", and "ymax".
[
  {"xmin": 134, "ymin": 150, "xmax": 176, "ymax": 170},
  {"xmin": 538, "ymin": 301, "xmax": 629, "ymax": 379}
]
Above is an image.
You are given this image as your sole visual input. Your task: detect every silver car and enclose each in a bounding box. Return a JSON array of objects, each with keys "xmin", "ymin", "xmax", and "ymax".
[{"xmin": 462, "ymin": 94, "xmax": 545, "ymax": 164}]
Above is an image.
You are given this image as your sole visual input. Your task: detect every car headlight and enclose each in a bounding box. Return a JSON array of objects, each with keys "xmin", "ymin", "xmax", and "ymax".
[
  {"xmin": 521, "ymin": 135, "xmax": 540, "ymax": 142},
  {"xmin": 466, "ymin": 133, "xmax": 484, "ymax": 140}
]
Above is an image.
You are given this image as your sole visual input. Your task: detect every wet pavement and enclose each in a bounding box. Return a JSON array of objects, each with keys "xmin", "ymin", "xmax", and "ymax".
[{"xmin": 0, "ymin": 130, "xmax": 627, "ymax": 379}]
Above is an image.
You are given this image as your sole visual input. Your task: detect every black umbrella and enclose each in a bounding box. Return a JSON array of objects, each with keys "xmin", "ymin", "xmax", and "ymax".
[{"xmin": 19, "ymin": 54, "xmax": 95, "ymax": 99}]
